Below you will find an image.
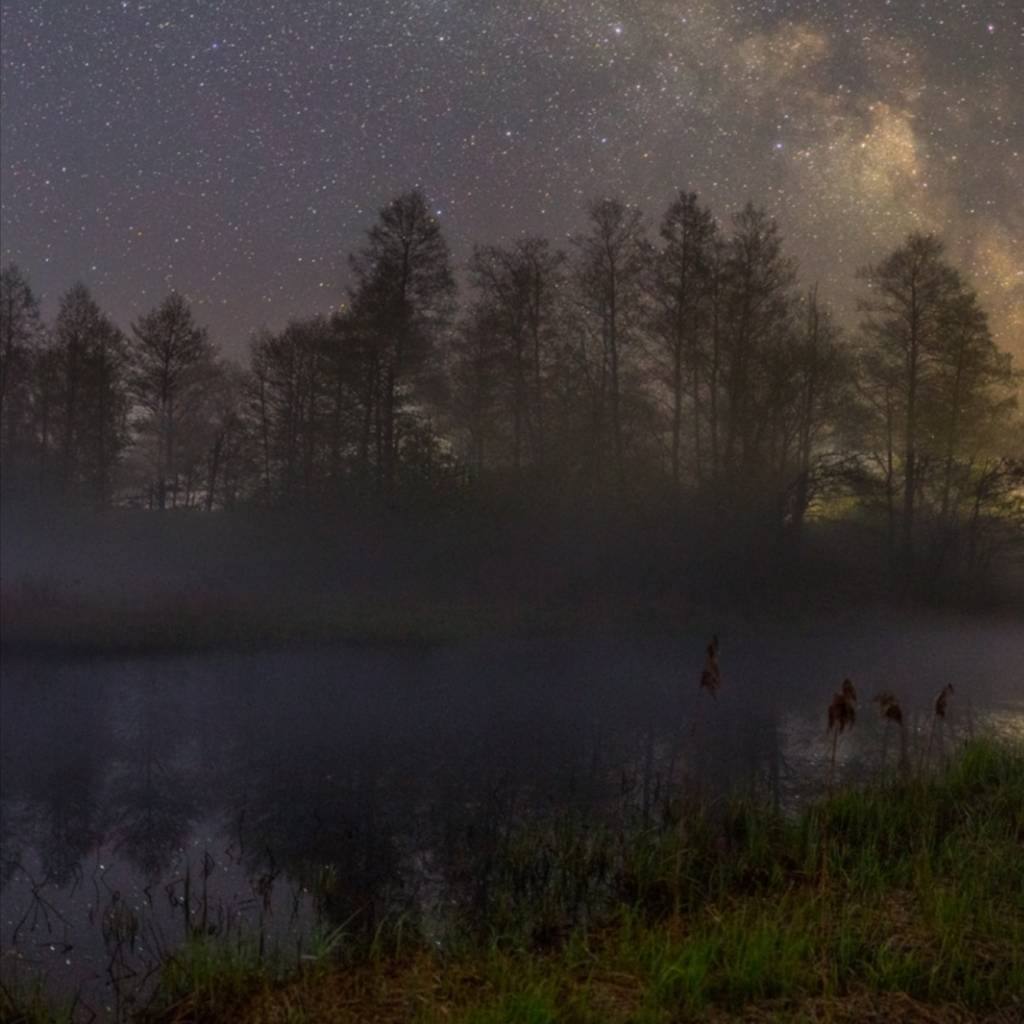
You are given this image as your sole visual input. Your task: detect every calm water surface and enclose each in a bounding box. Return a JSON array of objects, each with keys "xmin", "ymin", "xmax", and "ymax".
[{"xmin": 2, "ymin": 619, "xmax": 1022, "ymax": 1018}]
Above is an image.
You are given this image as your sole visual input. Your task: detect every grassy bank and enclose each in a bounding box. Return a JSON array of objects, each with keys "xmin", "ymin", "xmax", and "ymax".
[
  {"xmin": 0, "ymin": 579, "xmax": 795, "ymax": 657},
  {"xmin": 6, "ymin": 499, "xmax": 1019, "ymax": 658},
  {"xmin": 9, "ymin": 740, "xmax": 1020, "ymax": 1023},
  {"xmin": 0, "ymin": 586, "xmax": 487, "ymax": 656},
  {"xmin": 5, "ymin": 579, "xmax": 1020, "ymax": 660}
]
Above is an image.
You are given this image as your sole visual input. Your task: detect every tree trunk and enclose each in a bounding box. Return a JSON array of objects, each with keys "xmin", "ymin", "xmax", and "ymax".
[
  {"xmin": 671, "ymin": 340, "xmax": 683, "ymax": 490},
  {"xmin": 206, "ymin": 433, "xmax": 223, "ymax": 512},
  {"xmin": 607, "ymin": 285, "xmax": 625, "ymax": 496},
  {"xmin": 709, "ymin": 285, "xmax": 721, "ymax": 481},
  {"xmin": 902, "ymin": 291, "xmax": 920, "ymax": 570}
]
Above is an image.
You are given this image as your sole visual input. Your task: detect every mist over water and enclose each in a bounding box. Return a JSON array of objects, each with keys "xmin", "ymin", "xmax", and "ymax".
[{"xmin": 2, "ymin": 620, "xmax": 1022, "ymax": 1016}]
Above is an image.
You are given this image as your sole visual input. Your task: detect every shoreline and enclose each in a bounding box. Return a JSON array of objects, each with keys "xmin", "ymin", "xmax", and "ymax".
[{"xmin": 5, "ymin": 740, "xmax": 1022, "ymax": 1023}]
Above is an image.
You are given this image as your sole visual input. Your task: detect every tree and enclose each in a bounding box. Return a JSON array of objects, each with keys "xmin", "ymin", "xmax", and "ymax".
[
  {"xmin": 247, "ymin": 328, "xmax": 276, "ymax": 502},
  {"xmin": 857, "ymin": 234, "xmax": 961, "ymax": 568},
  {"xmin": 930, "ymin": 289, "xmax": 1015, "ymax": 528},
  {"xmin": 348, "ymin": 191, "xmax": 455, "ymax": 495},
  {"xmin": 652, "ymin": 192, "xmax": 717, "ymax": 489},
  {"xmin": 201, "ymin": 362, "xmax": 252, "ymax": 511},
  {"xmin": 42, "ymin": 284, "xmax": 130, "ymax": 504},
  {"xmin": 467, "ymin": 237, "xmax": 566, "ymax": 472},
  {"xmin": 572, "ymin": 198, "xmax": 650, "ymax": 494},
  {"xmin": 857, "ymin": 234, "xmax": 1019, "ymax": 582},
  {"xmin": 0, "ymin": 264, "xmax": 42, "ymax": 475},
  {"xmin": 449, "ymin": 305, "xmax": 506, "ymax": 477},
  {"xmin": 245, "ymin": 312, "xmax": 381, "ymax": 507},
  {"xmin": 248, "ymin": 316, "xmax": 338, "ymax": 506},
  {"xmin": 851, "ymin": 337, "xmax": 904, "ymax": 573},
  {"xmin": 717, "ymin": 204, "xmax": 797, "ymax": 488},
  {"xmin": 782, "ymin": 288, "xmax": 849, "ymax": 542},
  {"xmin": 130, "ymin": 292, "xmax": 217, "ymax": 509},
  {"xmin": 962, "ymin": 446, "xmax": 1023, "ymax": 581}
]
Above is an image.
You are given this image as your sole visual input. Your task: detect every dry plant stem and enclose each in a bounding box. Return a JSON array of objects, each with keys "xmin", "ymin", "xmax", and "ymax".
[
  {"xmin": 828, "ymin": 728, "xmax": 839, "ymax": 796},
  {"xmin": 826, "ymin": 680, "xmax": 856, "ymax": 794},
  {"xmin": 673, "ymin": 802, "xmax": 686, "ymax": 919},
  {"xmin": 818, "ymin": 801, "xmax": 832, "ymax": 893},
  {"xmin": 925, "ymin": 715, "xmax": 937, "ymax": 772},
  {"xmin": 699, "ymin": 635, "xmax": 722, "ymax": 700},
  {"xmin": 924, "ymin": 685, "xmax": 955, "ymax": 771}
]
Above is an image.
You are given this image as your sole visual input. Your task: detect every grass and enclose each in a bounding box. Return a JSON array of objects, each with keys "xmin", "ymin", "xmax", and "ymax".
[
  {"xmin": 0, "ymin": 979, "xmax": 79, "ymax": 1024},
  {"xmin": 86, "ymin": 738, "xmax": 1020, "ymax": 1024},
  {"xmin": 141, "ymin": 936, "xmax": 293, "ymax": 1022}
]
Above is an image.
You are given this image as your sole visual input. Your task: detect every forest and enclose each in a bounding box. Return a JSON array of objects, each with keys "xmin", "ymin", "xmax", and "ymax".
[{"xmin": 1, "ymin": 190, "xmax": 1022, "ymax": 623}]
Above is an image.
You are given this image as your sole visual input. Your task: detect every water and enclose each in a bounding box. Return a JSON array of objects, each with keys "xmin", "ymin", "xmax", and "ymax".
[{"xmin": 2, "ymin": 618, "xmax": 1022, "ymax": 1018}]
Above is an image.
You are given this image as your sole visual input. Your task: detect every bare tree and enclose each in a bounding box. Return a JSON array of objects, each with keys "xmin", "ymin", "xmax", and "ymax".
[
  {"xmin": 0, "ymin": 264, "xmax": 43, "ymax": 475},
  {"xmin": 247, "ymin": 317, "xmax": 337, "ymax": 506},
  {"xmin": 653, "ymin": 192, "xmax": 717, "ymax": 489},
  {"xmin": 468, "ymin": 237, "xmax": 565, "ymax": 472},
  {"xmin": 573, "ymin": 198, "xmax": 650, "ymax": 495},
  {"xmin": 202, "ymin": 362, "xmax": 252, "ymax": 511},
  {"xmin": 348, "ymin": 191, "xmax": 455, "ymax": 495},
  {"xmin": 857, "ymin": 234, "xmax": 961, "ymax": 569},
  {"xmin": 130, "ymin": 292, "xmax": 217, "ymax": 508},
  {"xmin": 41, "ymin": 284, "xmax": 130, "ymax": 504},
  {"xmin": 448, "ymin": 305, "xmax": 506, "ymax": 477},
  {"xmin": 784, "ymin": 288, "xmax": 848, "ymax": 542},
  {"xmin": 718, "ymin": 204, "xmax": 797, "ymax": 487}
]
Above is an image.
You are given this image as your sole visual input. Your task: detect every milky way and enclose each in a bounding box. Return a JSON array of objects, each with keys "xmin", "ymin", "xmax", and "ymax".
[{"xmin": 2, "ymin": 1, "xmax": 1021, "ymax": 359}]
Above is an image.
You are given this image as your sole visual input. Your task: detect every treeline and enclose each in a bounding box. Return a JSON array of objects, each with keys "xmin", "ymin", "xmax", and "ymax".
[{"xmin": 1, "ymin": 190, "xmax": 1021, "ymax": 586}]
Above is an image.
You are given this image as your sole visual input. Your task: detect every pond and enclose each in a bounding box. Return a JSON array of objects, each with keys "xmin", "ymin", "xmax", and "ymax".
[{"xmin": 2, "ymin": 617, "xmax": 1022, "ymax": 1019}]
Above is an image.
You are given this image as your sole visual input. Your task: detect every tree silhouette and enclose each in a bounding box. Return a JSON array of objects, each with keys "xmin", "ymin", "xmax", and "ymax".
[
  {"xmin": 653, "ymin": 192, "xmax": 717, "ymax": 490},
  {"xmin": 857, "ymin": 234, "xmax": 961, "ymax": 570},
  {"xmin": 0, "ymin": 264, "xmax": 43, "ymax": 481},
  {"xmin": 41, "ymin": 284, "xmax": 130, "ymax": 504},
  {"xmin": 573, "ymin": 199, "xmax": 650, "ymax": 495},
  {"xmin": 348, "ymin": 191, "xmax": 455, "ymax": 496},
  {"xmin": 857, "ymin": 234, "xmax": 1018, "ymax": 580},
  {"xmin": 130, "ymin": 292, "xmax": 217, "ymax": 509}
]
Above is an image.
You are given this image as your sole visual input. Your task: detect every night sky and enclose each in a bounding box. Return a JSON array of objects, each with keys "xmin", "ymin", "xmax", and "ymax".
[{"xmin": 2, "ymin": 1, "xmax": 1021, "ymax": 361}]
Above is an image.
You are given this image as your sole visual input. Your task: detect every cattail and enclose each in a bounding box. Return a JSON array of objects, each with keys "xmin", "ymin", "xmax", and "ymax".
[
  {"xmin": 873, "ymin": 691, "xmax": 904, "ymax": 726},
  {"xmin": 926, "ymin": 684, "xmax": 956, "ymax": 769},
  {"xmin": 873, "ymin": 691, "xmax": 908, "ymax": 775},
  {"xmin": 828, "ymin": 680, "xmax": 857, "ymax": 733},
  {"xmin": 827, "ymin": 679, "xmax": 857, "ymax": 792},
  {"xmin": 935, "ymin": 684, "xmax": 954, "ymax": 719},
  {"xmin": 699, "ymin": 634, "xmax": 722, "ymax": 700}
]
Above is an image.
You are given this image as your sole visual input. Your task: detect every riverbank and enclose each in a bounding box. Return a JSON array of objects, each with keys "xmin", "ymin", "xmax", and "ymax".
[
  {"xmin": 4, "ymin": 500, "xmax": 1020, "ymax": 659},
  {"xmin": 4, "ymin": 576, "xmax": 1022, "ymax": 661},
  {"xmin": 7, "ymin": 740, "xmax": 1021, "ymax": 1023}
]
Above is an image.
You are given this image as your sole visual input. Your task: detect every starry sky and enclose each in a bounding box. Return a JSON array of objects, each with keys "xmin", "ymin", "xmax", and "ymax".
[{"xmin": 2, "ymin": 1, "xmax": 1021, "ymax": 361}]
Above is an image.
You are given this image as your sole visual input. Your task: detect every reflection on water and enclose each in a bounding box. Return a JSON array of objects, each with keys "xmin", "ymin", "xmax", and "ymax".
[{"xmin": 1, "ymin": 622, "xmax": 1022, "ymax": 1019}]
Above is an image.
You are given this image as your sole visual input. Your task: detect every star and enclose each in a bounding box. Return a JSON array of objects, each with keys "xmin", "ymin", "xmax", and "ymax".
[{"xmin": 0, "ymin": 0, "xmax": 1019, "ymax": 360}]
